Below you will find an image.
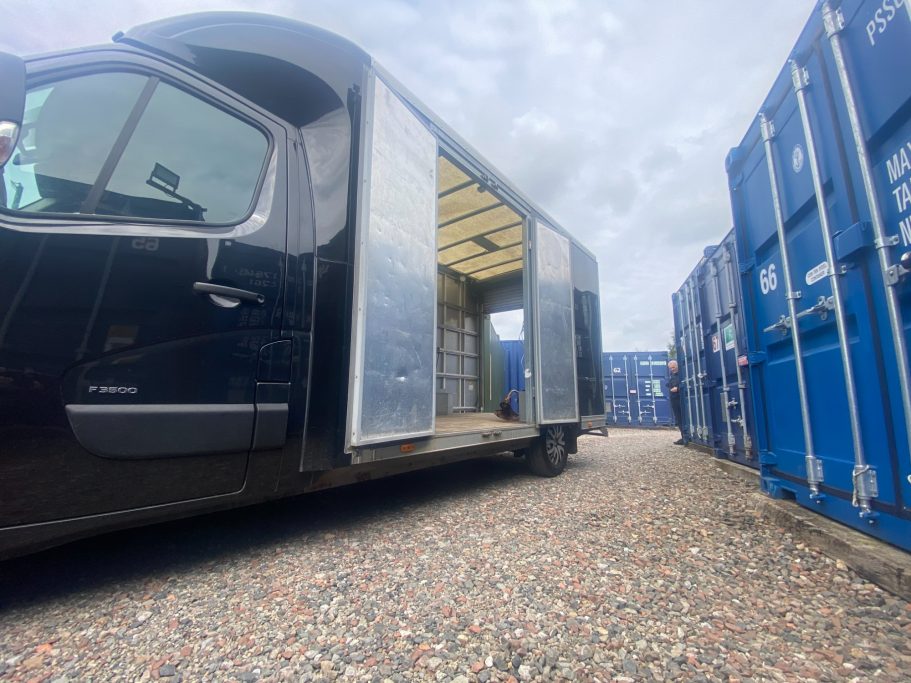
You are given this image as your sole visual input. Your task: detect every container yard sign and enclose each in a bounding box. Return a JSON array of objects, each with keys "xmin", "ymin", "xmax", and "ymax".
[{"xmin": 723, "ymin": 324, "xmax": 735, "ymax": 351}]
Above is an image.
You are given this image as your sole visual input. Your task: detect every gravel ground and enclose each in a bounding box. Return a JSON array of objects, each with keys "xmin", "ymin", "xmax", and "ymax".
[{"xmin": 1, "ymin": 429, "xmax": 909, "ymax": 682}]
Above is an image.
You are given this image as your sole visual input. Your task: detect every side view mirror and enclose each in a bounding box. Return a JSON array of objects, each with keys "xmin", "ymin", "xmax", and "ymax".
[{"xmin": 0, "ymin": 51, "xmax": 26, "ymax": 168}]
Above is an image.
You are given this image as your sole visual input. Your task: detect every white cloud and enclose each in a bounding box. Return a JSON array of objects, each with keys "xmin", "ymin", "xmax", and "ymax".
[{"xmin": 510, "ymin": 109, "xmax": 561, "ymax": 140}]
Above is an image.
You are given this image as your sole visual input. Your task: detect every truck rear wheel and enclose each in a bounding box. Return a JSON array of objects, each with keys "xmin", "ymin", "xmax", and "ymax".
[{"xmin": 527, "ymin": 425, "xmax": 568, "ymax": 477}]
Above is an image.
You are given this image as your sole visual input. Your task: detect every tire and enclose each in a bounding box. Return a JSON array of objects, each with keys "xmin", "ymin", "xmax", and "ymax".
[{"xmin": 527, "ymin": 425, "xmax": 569, "ymax": 477}]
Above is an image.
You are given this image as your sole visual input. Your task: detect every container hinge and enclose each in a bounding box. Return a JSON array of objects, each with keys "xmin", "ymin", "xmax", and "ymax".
[
  {"xmin": 763, "ymin": 315, "xmax": 791, "ymax": 334},
  {"xmin": 822, "ymin": 4, "xmax": 845, "ymax": 37},
  {"xmin": 805, "ymin": 454, "xmax": 825, "ymax": 499},
  {"xmin": 759, "ymin": 114, "xmax": 775, "ymax": 141},
  {"xmin": 791, "ymin": 63, "xmax": 810, "ymax": 92},
  {"xmin": 795, "ymin": 295, "xmax": 835, "ymax": 322},
  {"xmin": 852, "ymin": 465, "xmax": 878, "ymax": 518},
  {"xmin": 874, "ymin": 234, "xmax": 900, "ymax": 249}
]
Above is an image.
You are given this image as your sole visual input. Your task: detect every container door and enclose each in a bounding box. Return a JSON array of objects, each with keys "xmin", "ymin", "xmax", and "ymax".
[
  {"xmin": 603, "ymin": 353, "xmax": 627, "ymax": 425},
  {"xmin": 480, "ymin": 316, "xmax": 506, "ymax": 413},
  {"xmin": 728, "ymin": 3, "xmax": 907, "ymax": 546},
  {"xmin": 346, "ymin": 72, "xmax": 438, "ymax": 448},
  {"xmin": 714, "ymin": 235, "xmax": 754, "ymax": 465},
  {"xmin": 532, "ymin": 220, "xmax": 579, "ymax": 424},
  {"xmin": 638, "ymin": 373, "xmax": 654, "ymax": 425},
  {"xmin": 617, "ymin": 357, "xmax": 631, "ymax": 425},
  {"xmin": 672, "ymin": 293, "xmax": 694, "ymax": 437},
  {"xmin": 828, "ymin": 0, "xmax": 911, "ymax": 516}
]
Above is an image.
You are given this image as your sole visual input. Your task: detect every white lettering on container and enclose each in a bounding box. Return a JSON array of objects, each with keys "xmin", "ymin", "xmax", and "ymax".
[
  {"xmin": 884, "ymin": 138, "xmax": 911, "ymax": 246},
  {"xmin": 886, "ymin": 143, "xmax": 911, "ymax": 183},
  {"xmin": 901, "ymin": 217, "xmax": 911, "ymax": 247},
  {"xmin": 805, "ymin": 261, "xmax": 829, "ymax": 286},
  {"xmin": 866, "ymin": 0, "xmax": 904, "ymax": 46},
  {"xmin": 892, "ymin": 181, "xmax": 911, "ymax": 213},
  {"xmin": 759, "ymin": 264, "xmax": 778, "ymax": 295}
]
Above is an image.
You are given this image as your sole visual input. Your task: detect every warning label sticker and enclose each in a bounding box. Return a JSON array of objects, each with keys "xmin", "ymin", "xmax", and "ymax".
[
  {"xmin": 723, "ymin": 324, "xmax": 735, "ymax": 351},
  {"xmin": 805, "ymin": 261, "xmax": 829, "ymax": 286}
]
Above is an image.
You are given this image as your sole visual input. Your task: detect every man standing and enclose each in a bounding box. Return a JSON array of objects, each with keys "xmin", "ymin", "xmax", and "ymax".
[{"xmin": 667, "ymin": 360, "xmax": 686, "ymax": 445}]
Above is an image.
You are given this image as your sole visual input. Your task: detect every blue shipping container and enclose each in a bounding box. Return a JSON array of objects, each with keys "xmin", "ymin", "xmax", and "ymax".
[
  {"xmin": 700, "ymin": 231, "xmax": 758, "ymax": 468},
  {"xmin": 673, "ymin": 235, "xmax": 757, "ymax": 466},
  {"xmin": 672, "ymin": 251, "xmax": 716, "ymax": 450},
  {"xmin": 602, "ymin": 351, "xmax": 674, "ymax": 427},
  {"xmin": 726, "ymin": 0, "xmax": 911, "ymax": 550},
  {"xmin": 501, "ymin": 340, "xmax": 526, "ymax": 413}
]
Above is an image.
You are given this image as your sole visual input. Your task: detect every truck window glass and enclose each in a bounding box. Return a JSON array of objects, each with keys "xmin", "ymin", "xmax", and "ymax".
[
  {"xmin": 1, "ymin": 72, "xmax": 147, "ymax": 214},
  {"xmin": 1, "ymin": 73, "xmax": 269, "ymax": 225},
  {"xmin": 97, "ymin": 82, "xmax": 269, "ymax": 224}
]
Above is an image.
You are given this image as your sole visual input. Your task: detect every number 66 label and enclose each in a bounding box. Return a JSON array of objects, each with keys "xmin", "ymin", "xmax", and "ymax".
[{"xmin": 759, "ymin": 263, "xmax": 778, "ymax": 295}]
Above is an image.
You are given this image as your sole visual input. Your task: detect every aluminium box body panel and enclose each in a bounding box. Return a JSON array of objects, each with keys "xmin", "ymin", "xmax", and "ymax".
[
  {"xmin": 346, "ymin": 73, "xmax": 439, "ymax": 448},
  {"xmin": 532, "ymin": 220, "xmax": 580, "ymax": 424},
  {"xmin": 726, "ymin": 0, "xmax": 911, "ymax": 550},
  {"xmin": 602, "ymin": 351, "xmax": 673, "ymax": 427},
  {"xmin": 337, "ymin": 51, "xmax": 607, "ymax": 453}
]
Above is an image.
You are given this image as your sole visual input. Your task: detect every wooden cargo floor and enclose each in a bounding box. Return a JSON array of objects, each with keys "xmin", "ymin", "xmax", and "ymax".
[{"xmin": 435, "ymin": 412, "xmax": 527, "ymax": 435}]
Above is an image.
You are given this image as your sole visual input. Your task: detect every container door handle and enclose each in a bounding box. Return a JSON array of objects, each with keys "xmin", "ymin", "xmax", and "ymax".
[{"xmin": 193, "ymin": 282, "xmax": 266, "ymax": 307}]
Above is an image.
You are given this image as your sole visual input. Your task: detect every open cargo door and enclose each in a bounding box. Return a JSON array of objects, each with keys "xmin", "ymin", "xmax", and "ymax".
[
  {"xmin": 532, "ymin": 220, "xmax": 579, "ymax": 424},
  {"xmin": 346, "ymin": 72, "xmax": 438, "ymax": 448}
]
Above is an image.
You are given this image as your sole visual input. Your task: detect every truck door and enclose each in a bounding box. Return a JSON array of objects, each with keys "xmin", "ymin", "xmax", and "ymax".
[
  {"xmin": 346, "ymin": 72, "xmax": 438, "ymax": 448},
  {"xmin": 532, "ymin": 220, "xmax": 579, "ymax": 424},
  {"xmin": 0, "ymin": 52, "xmax": 288, "ymax": 525}
]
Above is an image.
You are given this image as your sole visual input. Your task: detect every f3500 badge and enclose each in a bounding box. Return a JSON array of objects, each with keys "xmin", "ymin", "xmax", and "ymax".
[{"xmin": 88, "ymin": 386, "xmax": 138, "ymax": 394}]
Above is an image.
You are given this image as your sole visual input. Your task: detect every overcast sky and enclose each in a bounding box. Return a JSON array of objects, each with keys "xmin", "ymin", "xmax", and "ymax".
[{"xmin": 1, "ymin": 0, "xmax": 816, "ymax": 350}]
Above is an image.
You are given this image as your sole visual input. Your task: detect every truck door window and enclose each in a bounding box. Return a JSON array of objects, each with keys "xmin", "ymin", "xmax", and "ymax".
[
  {"xmin": 1, "ymin": 71, "xmax": 269, "ymax": 225},
  {"xmin": 97, "ymin": 81, "xmax": 268, "ymax": 224},
  {"xmin": 1, "ymin": 72, "xmax": 147, "ymax": 214}
]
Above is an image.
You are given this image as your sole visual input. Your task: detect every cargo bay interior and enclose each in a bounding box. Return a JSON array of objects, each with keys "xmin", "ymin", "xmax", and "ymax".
[{"xmin": 435, "ymin": 153, "xmax": 529, "ymax": 435}]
